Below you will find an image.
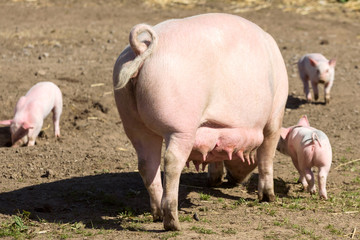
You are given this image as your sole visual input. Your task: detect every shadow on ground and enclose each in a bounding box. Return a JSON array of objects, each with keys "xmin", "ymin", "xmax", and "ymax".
[
  {"xmin": 286, "ymin": 94, "xmax": 326, "ymax": 110},
  {"xmin": 0, "ymin": 170, "xmax": 291, "ymax": 230},
  {"xmin": 0, "ymin": 126, "xmax": 11, "ymax": 147}
]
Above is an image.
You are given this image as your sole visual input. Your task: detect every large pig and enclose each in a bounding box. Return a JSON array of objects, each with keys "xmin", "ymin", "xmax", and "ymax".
[
  {"xmin": 0, "ymin": 81, "xmax": 62, "ymax": 147},
  {"xmin": 298, "ymin": 53, "xmax": 336, "ymax": 104},
  {"xmin": 277, "ymin": 115, "xmax": 332, "ymax": 200},
  {"xmin": 113, "ymin": 13, "xmax": 288, "ymax": 230}
]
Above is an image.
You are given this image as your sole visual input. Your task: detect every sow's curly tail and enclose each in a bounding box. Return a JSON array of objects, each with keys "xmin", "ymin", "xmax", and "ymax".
[{"xmin": 114, "ymin": 24, "xmax": 158, "ymax": 90}]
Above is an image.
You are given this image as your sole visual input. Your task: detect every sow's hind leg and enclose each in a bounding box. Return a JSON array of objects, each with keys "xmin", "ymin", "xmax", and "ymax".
[
  {"xmin": 257, "ymin": 123, "xmax": 282, "ymax": 202},
  {"xmin": 162, "ymin": 133, "xmax": 194, "ymax": 231},
  {"xmin": 127, "ymin": 127, "xmax": 164, "ymax": 222}
]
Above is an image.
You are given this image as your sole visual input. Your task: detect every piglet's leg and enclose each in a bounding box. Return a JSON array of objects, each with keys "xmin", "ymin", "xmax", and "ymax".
[
  {"xmin": 162, "ymin": 133, "xmax": 193, "ymax": 231},
  {"xmin": 311, "ymin": 81, "xmax": 319, "ymax": 101},
  {"xmin": 27, "ymin": 123, "xmax": 42, "ymax": 146},
  {"xmin": 324, "ymin": 81, "xmax": 333, "ymax": 104},
  {"xmin": 298, "ymin": 173, "xmax": 308, "ymax": 190},
  {"xmin": 304, "ymin": 168, "xmax": 316, "ymax": 195},
  {"xmin": 300, "ymin": 74, "xmax": 312, "ymax": 102},
  {"xmin": 52, "ymin": 103, "xmax": 62, "ymax": 138},
  {"xmin": 318, "ymin": 166, "xmax": 330, "ymax": 200}
]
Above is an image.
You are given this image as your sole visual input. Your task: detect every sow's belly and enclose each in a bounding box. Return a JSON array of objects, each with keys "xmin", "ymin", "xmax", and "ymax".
[{"xmin": 188, "ymin": 126, "xmax": 264, "ymax": 169}]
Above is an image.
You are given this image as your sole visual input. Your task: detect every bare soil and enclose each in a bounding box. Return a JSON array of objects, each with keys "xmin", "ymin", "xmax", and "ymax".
[{"xmin": 0, "ymin": 0, "xmax": 359, "ymax": 239}]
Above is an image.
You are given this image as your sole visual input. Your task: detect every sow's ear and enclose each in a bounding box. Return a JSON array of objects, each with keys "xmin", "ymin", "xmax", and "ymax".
[
  {"xmin": 297, "ymin": 115, "xmax": 310, "ymax": 127},
  {"xmin": 0, "ymin": 119, "xmax": 13, "ymax": 126},
  {"xmin": 280, "ymin": 127, "xmax": 290, "ymax": 140}
]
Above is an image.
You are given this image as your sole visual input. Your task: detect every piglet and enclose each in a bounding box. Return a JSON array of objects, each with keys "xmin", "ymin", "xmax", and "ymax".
[
  {"xmin": 0, "ymin": 81, "xmax": 62, "ymax": 147},
  {"xmin": 277, "ymin": 115, "xmax": 332, "ymax": 199},
  {"xmin": 298, "ymin": 53, "xmax": 336, "ymax": 104}
]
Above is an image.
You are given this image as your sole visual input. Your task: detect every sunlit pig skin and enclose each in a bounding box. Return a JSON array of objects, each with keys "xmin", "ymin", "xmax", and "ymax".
[
  {"xmin": 277, "ymin": 115, "xmax": 332, "ymax": 200},
  {"xmin": 298, "ymin": 53, "xmax": 336, "ymax": 104},
  {"xmin": 113, "ymin": 13, "xmax": 288, "ymax": 230},
  {"xmin": 0, "ymin": 81, "xmax": 63, "ymax": 147}
]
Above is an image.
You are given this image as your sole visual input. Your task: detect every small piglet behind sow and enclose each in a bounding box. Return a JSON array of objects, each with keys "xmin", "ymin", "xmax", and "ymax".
[
  {"xmin": 0, "ymin": 81, "xmax": 62, "ymax": 147},
  {"xmin": 298, "ymin": 53, "xmax": 336, "ymax": 104},
  {"xmin": 277, "ymin": 115, "xmax": 332, "ymax": 199}
]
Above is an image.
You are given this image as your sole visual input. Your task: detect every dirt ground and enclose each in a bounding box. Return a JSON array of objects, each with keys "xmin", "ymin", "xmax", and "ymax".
[{"xmin": 0, "ymin": 0, "xmax": 359, "ymax": 239}]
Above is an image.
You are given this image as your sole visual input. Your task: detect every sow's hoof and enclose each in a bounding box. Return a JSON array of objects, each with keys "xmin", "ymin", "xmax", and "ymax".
[
  {"xmin": 163, "ymin": 218, "xmax": 181, "ymax": 231},
  {"xmin": 258, "ymin": 192, "xmax": 276, "ymax": 202}
]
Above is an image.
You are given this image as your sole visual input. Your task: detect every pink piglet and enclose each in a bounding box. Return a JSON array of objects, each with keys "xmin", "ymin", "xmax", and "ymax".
[
  {"xmin": 0, "ymin": 81, "xmax": 63, "ymax": 147},
  {"xmin": 277, "ymin": 115, "xmax": 332, "ymax": 199}
]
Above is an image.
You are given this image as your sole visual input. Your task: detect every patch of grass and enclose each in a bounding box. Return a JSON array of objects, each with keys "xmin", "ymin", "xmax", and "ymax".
[
  {"xmin": 256, "ymin": 222, "xmax": 263, "ymax": 230},
  {"xmin": 179, "ymin": 214, "xmax": 192, "ymax": 222},
  {"xmin": 279, "ymin": 197, "xmax": 308, "ymax": 211},
  {"xmin": 291, "ymin": 224, "xmax": 318, "ymax": 239},
  {"xmin": 118, "ymin": 208, "xmax": 135, "ymax": 218},
  {"xmin": 217, "ymin": 197, "xmax": 224, "ymax": 203},
  {"xmin": 199, "ymin": 192, "xmax": 211, "ymax": 201},
  {"xmin": 190, "ymin": 226, "xmax": 216, "ymax": 234},
  {"xmin": 352, "ymin": 176, "xmax": 360, "ymax": 184},
  {"xmin": 339, "ymin": 156, "xmax": 348, "ymax": 163},
  {"xmin": 0, "ymin": 210, "xmax": 33, "ymax": 239},
  {"xmin": 222, "ymin": 227, "xmax": 237, "ymax": 234},
  {"xmin": 246, "ymin": 199, "xmax": 260, "ymax": 207},
  {"xmin": 124, "ymin": 222, "xmax": 146, "ymax": 232},
  {"xmin": 273, "ymin": 219, "xmax": 320, "ymax": 240},
  {"xmin": 264, "ymin": 232, "xmax": 281, "ymax": 239},
  {"xmin": 345, "ymin": 146, "xmax": 352, "ymax": 153},
  {"xmin": 199, "ymin": 206, "xmax": 208, "ymax": 212},
  {"xmin": 259, "ymin": 204, "xmax": 277, "ymax": 216},
  {"xmin": 325, "ymin": 224, "xmax": 343, "ymax": 235},
  {"xmin": 274, "ymin": 221, "xmax": 283, "ymax": 226},
  {"xmin": 234, "ymin": 197, "xmax": 246, "ymax": 206},
  {"xmin": 161, "ymin": 232, "xmax": 181, "ymax": 240}
]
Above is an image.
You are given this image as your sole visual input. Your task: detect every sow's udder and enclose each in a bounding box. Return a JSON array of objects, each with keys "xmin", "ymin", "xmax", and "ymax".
[{"xmin": 189, "ymin": 126, "xmax": 264, "ymax": 165}]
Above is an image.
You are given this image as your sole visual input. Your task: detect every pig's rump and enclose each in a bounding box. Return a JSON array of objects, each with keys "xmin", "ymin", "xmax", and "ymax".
[{"xmin": 133, "ymin": 14, "xmax": 282, "ymax": 163}]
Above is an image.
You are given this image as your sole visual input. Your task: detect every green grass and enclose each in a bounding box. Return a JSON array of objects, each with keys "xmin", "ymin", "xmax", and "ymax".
[
  {"xmin": 0, "ymin": 211, "xmax": 32, "ymax": 239},
  {"xmin": 190, "ymin": 226, "xmax": 216, "ymax": 234},
  {"xmin": 325, "ymin": 224, "xmax": 343, "ymax": 236},
  {"xmin": 222, "ymin": 227, "xmax": 237, "ymax": 234},
  {"xmin": 161, "ymin": 231, "xmax": 181, "ymax": 240},
  {"xmin": 179, "ymin": 214, "xmax": 192, "ymax": 222},
  {"xmin": 199, "ymin": 192, "xmax": 211, "ymax": 201}
]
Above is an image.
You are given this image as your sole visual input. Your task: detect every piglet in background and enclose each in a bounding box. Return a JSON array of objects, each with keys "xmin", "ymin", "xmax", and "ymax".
[
  {"xmin": 0, "ymin": 81, "xmax": 62, "ymax": 147},
  {"xmin": 277, "ymin": 115, "xmax": 332, "ymax": 199},
  {"xmin": 298, "ymin": 53, "xmax": 336, "ymax": 104}
]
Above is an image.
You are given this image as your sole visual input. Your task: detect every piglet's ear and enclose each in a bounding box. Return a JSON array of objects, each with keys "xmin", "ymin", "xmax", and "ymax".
[
  {"xmin": 329, "ymin": 59, "xmax": 336, "ymax": 67},
  {"xmin": 309, "ymin": 58, "xmax": 318, "ymax": 67},
  {"xmin": 22, "ymin": 122, "xmax": 34, "ymax": 130},
  {"xmin": 0, "ymin": 119, "xmax": 13, "ymax": 126},
  {"xmin": 280, "ymin": 127, "xmax": 290, "ymax": 140},
  {"xmin": 297, "ymin": 115, "xmax": 310, "ymax": 127}
]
